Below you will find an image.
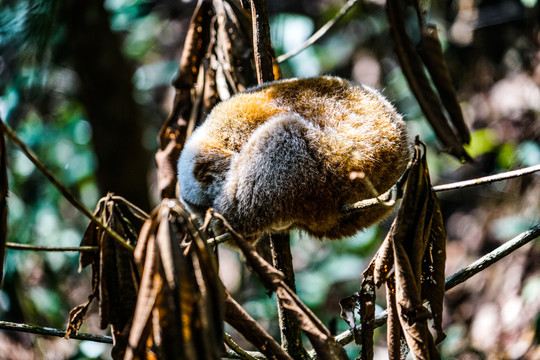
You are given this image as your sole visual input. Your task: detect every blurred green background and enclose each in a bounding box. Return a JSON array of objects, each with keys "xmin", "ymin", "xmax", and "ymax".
[{"xmin": 1, "ymin": 0, "xmax": 539, "ymax": 358}]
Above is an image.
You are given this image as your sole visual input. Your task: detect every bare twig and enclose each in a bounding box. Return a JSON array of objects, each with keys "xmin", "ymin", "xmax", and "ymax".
[
  {"xmin": 6, "ymin": 243, "xmax": 98, "ymax": 252},
  {"xmin": 276, "ymin": 0, "xmax": 359, "ymax": 63},
  {"xmin": 342, "ymin": 164, "xmax": 540, "ymax": 212},
  {"xmin": 0, "ymin": 120, "xmax": 133, "ymax": 252},
  {"xmin": 445, "ymin": 222, "xmax": 540, "ymax": 290},
  {"xmin": 433, "ymin": 164, "xmax": 540, "ymax": 192},
  {"xmin": 0, "ymin": 320, "xmax": 113, "ymax": 344}
]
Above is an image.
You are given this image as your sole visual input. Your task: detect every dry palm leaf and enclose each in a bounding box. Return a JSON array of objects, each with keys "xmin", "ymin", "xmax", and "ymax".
[
  {"xmin": 66, "ymin": 195, "xmax": 147, "ymax": 359},
  {"xmin": 124, "ymin": 199, "xmax": 223, "ymax": 360},
  {"xmin": 356, "ymin": 139, "xmax": 446, "ymax": 360}
]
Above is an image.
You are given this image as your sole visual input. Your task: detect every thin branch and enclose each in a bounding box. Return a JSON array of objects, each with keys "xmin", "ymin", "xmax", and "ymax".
[
  {"xmin": 332, "ymin": 222, "xmax": 540, "ymax": 348},
  {"xmin": 342, "ymin": 164, "xmax": 540, "ymax": 212},
  {"xmin": 0, "ymin": 320, "xmax": 113, "ymax": 344},
  {"xmin": 433, "ymin": 164, "xmax": 540, "ymax": 192},
  {"xmin": 5, "ymin": 242, "xmax": 98, "ymax": 252},
  {"xmin": 445, "ymin": 222, "xmax": 540, "ymax": 290},
  {"xmin": 276, "ymin": 0, "xmax": 359, "ymax": 63},
  {"xmin": 0, "ymin": 119, "xmax": 133, "ymax": 252}
]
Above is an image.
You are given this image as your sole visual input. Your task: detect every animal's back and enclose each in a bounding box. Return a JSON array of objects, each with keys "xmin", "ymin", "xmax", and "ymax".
[{"xmin": 178, "ymin": 76, "xmax": 410, "ymax": 240}]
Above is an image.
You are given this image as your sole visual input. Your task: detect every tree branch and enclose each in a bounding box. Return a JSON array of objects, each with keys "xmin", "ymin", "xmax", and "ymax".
[
  {"xmin": 270, "ymin": 234, "xmax": 310, "ymax": 360},
  {"xmin": 433, "ymin": 164, "xmax": 540, "ymax": 192},
  {"xmin": 276, "ymin": 0, "xmax": 359, "ymax": 63},
  {"xmin": 332, "ymin": 222, "xmax": 540, "ymax": 348},
  {"xmin": 0, "ymin": 119, "xmax": 133, "ymax": 252},
  {"xmin": 224, "ymin": 332, "xmax": 263, "ymax": 360},
  {"xmin": 342, "ymin": 164, "xmax": 540, "ymax": 213},
  {"xmin": 5, "ymin": 243, "xmax": 98, "ymax": 252},
  {"xmin": 445, "ymin": 222, "xmax": 540, "ymax": 291},
  {"xmin": 0, "ymin": 320, "xmax": 113, "ymax": 344}
]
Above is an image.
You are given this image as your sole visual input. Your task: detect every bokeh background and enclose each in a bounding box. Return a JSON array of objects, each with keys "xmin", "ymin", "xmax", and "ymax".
[{"xmin": 0, "ymin": 0, "xmax": 539, "ymax": 358}]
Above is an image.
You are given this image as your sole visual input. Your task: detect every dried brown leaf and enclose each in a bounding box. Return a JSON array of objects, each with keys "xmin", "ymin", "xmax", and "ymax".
[
  {"xmin": 390, "ymin": 140, "xmax": 444, "ymax": 360},
  {"xmin": 373, "ymin": 231, "xmax": 395, "ymax": 287},
  {"xmin": 385, "ymin": 277, "xmax": 407, "ymax": 360},
  {"xmin": 156, "ymin": 0, "xmax": 214, "ymax": 199},
  {"xmin": 386, "ymin": 0, "xmax": 470, "ymax": 161},
  {"xmin": 65, "ymin": 291, "xmax": 97, "ymax": 339},
  {"xmin": 0, "ymin": 130, "xmax": 7, "ymax": 288},
  {"xmin": 418, "ymin": 24, "xmax": 470, "ymax": 144},
  {"xmin": 69, "ymin": 196, "xmax": 144, "ymax": 359},
  {"xmin": 421, "ymin": 200, "xmax": 447, "ymax": 344},
  {"xmin": 125, "ymin": 200, "xmax": 223, "ymax": 360},
  {"xmin": 365, "ymin": 139, "xmax": 446, "ymax": 359},
  {"xmin": 339, "ymin": 293, "xmax": 359, "ymax": 330}
]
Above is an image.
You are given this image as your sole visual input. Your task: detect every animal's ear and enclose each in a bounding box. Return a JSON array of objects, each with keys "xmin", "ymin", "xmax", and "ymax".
[{"xmin": 192, "ymin": 149, "xmax": 233, "ymax": 185}]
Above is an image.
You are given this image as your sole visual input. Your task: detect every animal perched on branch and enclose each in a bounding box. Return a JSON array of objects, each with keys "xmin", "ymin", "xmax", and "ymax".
[{"xmin": 177, "ymin": 76, "xmax": 410, "ymax": 241}]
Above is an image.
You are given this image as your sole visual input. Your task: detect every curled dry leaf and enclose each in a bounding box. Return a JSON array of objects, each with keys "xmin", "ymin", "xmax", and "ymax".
[
  {"xmin": 66, "ymin": 195, "xmax": 146, "ymax": 359},
  {"xmin": 0, "ymin": 128, "xmax": 7, "ymax": 288},
  {"xmin": 124, "ymin": 199, "xmax": 223, "ymax": 360}
]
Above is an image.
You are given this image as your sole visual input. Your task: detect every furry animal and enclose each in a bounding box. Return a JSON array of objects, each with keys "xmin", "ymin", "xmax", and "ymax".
[{"xmin": 177, "ymin": 76, "xmax": 410, "ymax": 241}]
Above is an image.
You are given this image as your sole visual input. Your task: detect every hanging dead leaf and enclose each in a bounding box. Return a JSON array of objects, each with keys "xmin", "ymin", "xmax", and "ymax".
[
  {"xmin": 124, "ymin": 199, "xmax": 223, "ymax": 360},
  {"xmin": 157, "ymin": 0, "xmax": 259, "ymax": 200},
  {"xmin": 67, "ymin": 195, "xmax": 146, "ymax": 359},
  {"xmin": 339, "ymin": 293, "xmax": 359, "ymax": 331},
  {"xmin": 418, "ymin": 24, "xmax": 470, "ymax": 144},
  {"xmin": 354, "ymin": 139, "xmax": 446, "ymax": 359},
  {"xmin": 387, "ymin": 139, "xmax": 446, "ymax": 359},
  {"xmin": 0, "ymin": 128, "xmax": 7, "ymax": 288},
  {"xmin": 386, "ymin": 0, "xmax": 470, "ymax": 161}
]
